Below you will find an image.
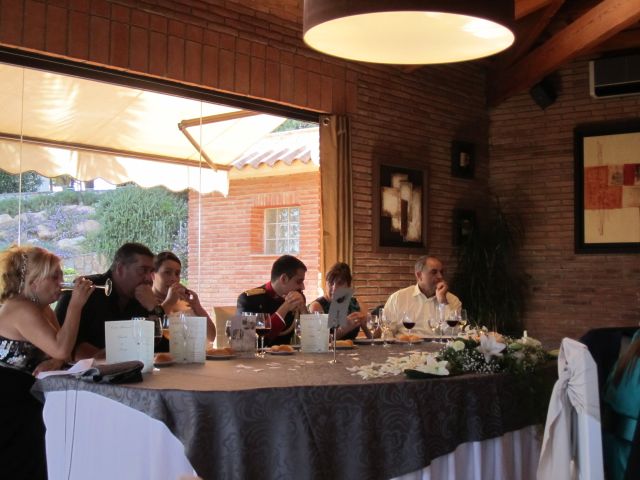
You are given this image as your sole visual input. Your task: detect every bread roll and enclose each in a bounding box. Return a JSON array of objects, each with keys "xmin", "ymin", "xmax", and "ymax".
[
  {"xmin": 271, "ymin": 344, "xmax": 294, "ymax": 352},
  {"xmin": 154, "ymin": 353, "xmax": 174, "ymax": 362},
  {"xmin": 335, "ymin": 339, "xmax": 353, "ymax": 348}
]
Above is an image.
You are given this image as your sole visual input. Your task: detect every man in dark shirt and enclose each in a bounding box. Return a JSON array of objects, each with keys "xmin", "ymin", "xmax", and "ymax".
[
  {"xmin": 55, "ymin": 242, "xmax": 165, "ymax": 360},
  {"xmin": 236, "ymin": 255, "xmax": 306, "ymax": 346}
]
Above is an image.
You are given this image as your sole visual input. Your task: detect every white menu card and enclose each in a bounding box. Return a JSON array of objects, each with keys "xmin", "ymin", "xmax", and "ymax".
[
  {"xmin": 300, "ymin": 313, "xmax": 329, "ymax": 353},
  {"xmin": 105, "ymin": 320, "xmax": 154, "ymax": 373},
  {"xmin": 328, "ymin": 287, "xmax": 353, "ymax": 329},
  {"xmin": 168, "ymin": 315, "xmax": 207, "ymax": 363}
]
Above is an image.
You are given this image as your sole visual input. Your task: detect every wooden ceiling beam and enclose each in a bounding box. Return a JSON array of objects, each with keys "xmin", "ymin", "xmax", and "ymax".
[
  {"xmin": 488, "ymin": 0, "xmax": 640, "ymax": 107},
  {"xmin": 515, "ymin": 0, "xmax": 558, "ymax": 19},
  {"xmin": 494, "ymin": 0, "xmax": 565, "ymax": 71}
]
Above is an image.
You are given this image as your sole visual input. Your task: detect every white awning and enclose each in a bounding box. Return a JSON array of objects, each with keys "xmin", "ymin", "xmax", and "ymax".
[{"xmin": 0, "ymin": 63, "xmax": 316, "ymax": 194}]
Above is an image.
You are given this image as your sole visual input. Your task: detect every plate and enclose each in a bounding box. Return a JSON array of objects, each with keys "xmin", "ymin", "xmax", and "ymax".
[
  {"xmin": 394, "ymin": 338, "xmax": 424, "ymax": 344},
  {"xmin": 154, "ymin": 360, "xmax": 175, "ymax": 367},
  {"xmin": 419, "ymin": 335, "xmax": 455, "ymax": 342},
  {"xmin": 353, "ymin": 338, "xmax": 394, "ymax": 345},
  {"xmin": 267, "ymin": 349, "xmax": 295, "ymax": 356},
  {"xmin": 335, "ymin": 345, "xmax": 356, "ymax": 350},
  {"xmin": 206, "ymin": 354, "xmax": 235, "ymax": 360},
  {"xmin": 404, "ymin": 369, "xmax": 450, "ymax": 379}
]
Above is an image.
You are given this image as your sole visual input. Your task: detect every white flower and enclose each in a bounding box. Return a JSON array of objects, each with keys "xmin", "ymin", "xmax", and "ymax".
[
  {"xmin": 519, "ymin": 336, "xmax": 542, "ymax": 348},
  {"xmin": 476, "ymin": 333, "xmax": 506, "ymax": 363},
  {"xmin": 451, "ymin": 340, "xmax": 466, "ymax": 352},
  {"xmin": 414, "ymin": 357, "xmax": 449, "ymax": 376}
]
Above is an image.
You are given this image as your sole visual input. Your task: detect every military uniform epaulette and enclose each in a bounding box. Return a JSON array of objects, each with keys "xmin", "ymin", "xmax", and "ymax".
[{"xmin": 244, "ymin": 287, "xmax": 266, "ymax": 296}]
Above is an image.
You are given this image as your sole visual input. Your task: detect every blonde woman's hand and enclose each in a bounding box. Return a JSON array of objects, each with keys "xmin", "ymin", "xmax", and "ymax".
[{"xmin": 69, "ymin": 277, "xmax": 95, "ymax": 308}]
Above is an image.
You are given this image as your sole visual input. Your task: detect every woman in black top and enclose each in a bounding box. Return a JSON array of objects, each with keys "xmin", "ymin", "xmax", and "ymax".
[{"xmin": 308, "ymin": 262, "xmax": 370, "ymax": 341}]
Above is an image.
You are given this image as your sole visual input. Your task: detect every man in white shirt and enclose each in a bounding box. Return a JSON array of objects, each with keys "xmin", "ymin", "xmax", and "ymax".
[{"xmin": 383, "ymin": 255, "xmax": 462, "ymax": 336}]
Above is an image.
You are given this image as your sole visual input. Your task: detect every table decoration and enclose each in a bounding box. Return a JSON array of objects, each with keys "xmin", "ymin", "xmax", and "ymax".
[{"xmin": 347, "ymin": 330, "xmax": 550, "ymax": 380}]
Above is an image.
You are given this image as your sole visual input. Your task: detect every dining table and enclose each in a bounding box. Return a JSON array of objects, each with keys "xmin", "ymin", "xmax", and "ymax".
[{"xmin": 35, "ymin": 341, "xmax": 555, "ymax": 480}]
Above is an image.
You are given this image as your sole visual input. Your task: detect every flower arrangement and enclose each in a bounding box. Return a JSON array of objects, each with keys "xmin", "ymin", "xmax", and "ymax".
[
  {"xmin": 347, "ymin": 330, "xmax": 549, "ymax": 380},
  {"xmin": 438, "ymin": 331, "xmax": 549, "ymax": 376}
]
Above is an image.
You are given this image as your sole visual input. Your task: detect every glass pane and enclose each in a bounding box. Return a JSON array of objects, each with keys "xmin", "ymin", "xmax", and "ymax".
[
  {"xmin": 278, "ymin": 224, "xmax": 288, "ymax": 238},
  {"xmin": 289, "ymin": 223, "xmax": 299, "ymax": 238},
  {"xmin": 265, "ymin": 209, "xmax": 276, "ymax": 223},
  {"xmin": 289, "ymin": 207, "xmax": 299, "ymax": 222},
  {"xmin": 265, "ymin": 239, "xmax": 275, "ymax": 254},
  {"xmin": 277, "ymin": 239, "xmax": 288, "ymax": 253},
  {"xmin": 289, "ymin": 240, "xmax": 299, "ymax": 253},
  {"xmin": 265, "ymin": 224, "xmax": 276, "ymax": 239},
  {"xmin": 278, "ymin": 208, "xmax": 288, "ymax": 222}
]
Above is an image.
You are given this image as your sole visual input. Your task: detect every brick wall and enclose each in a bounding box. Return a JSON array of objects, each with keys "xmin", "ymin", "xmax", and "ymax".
[
  {"xmin": 490, "ymin": 60, "xmax": 640, "ymax": 346},
  {"xmin": 186, "ymin": 171, "xmax": 321, "ymax": 309}
]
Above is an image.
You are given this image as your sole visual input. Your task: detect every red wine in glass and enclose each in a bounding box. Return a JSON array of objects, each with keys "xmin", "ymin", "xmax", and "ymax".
[
  {"xmin": 403, "ymin": 321, "xmax": 416, "ymax": 330},
  {"xmin": 256, "ymin": 327, "xmax": 270, "ymax": 336},
  {"xmin": 446, "ymin": 319, "xmax": 459, "ymax": 328}
]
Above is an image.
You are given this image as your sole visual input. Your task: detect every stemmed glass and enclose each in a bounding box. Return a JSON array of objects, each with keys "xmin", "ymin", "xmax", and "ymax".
[
  {"xmin": 255, "ymin": 313, "xmax": 271, "ymax": 358},
  {"xmin": 152, "ymin": 316, "xmax": 163, "ymax": 350},
  {"xmin": 458, "ymin": 309, "xmax": 468, "ymax": 334},
  {"xmin": 379, "ymin": 308, "xmax": 391, "ymax": 348},
  {"xmin": 401, "ymin": 311, "xmax": 416, "ymax": 345},
  {"xmin": 224, "ymin": 319, "xmax": 232, "ymax": 347},
  {"xmin": 367, "ymin": 313, "xmax": 379, "ymax": 344},
  {"xmin": 445, "ymin": 311, "xmax": 460, "ymax": 336}
]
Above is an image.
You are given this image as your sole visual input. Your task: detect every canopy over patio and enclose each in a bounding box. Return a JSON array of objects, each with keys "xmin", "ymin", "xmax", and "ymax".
[{"xmin": 0, "ymin": 63, "xmax": 318, "ymax": 194}]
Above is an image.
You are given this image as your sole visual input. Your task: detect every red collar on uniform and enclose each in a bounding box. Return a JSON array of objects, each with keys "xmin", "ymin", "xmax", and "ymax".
[{"xmin": 265, "ymin": 281, "xmax": 281, "ymax": 299}]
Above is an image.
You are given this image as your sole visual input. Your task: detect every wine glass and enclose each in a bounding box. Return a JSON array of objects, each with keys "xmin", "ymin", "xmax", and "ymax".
[
  {"xmin": 152, "ymin": 316, "xmax": 163, "ymax": 349},
  {"xmin": 366, "ymin": 313, "xmax": 379, "ymax": 343},
  {"xmin": 255, "ymin": 313, "xmax": 271, "ymax": 358},
  {"xmin": 458, "ymin": 309, "xmax": 468, "ymax": 333},
  {"xmin": 445, "ymin": 311, "xmax": 460, "ymax": 337},
  {"xmin": 224, "ymin": 319, "xmax": 232, "ymax": 347},
  {"xmin": 401, "ymin": 311, "xmax": 416, "ymax": 345},
  {"xmin": 379, "ymin": 308, "xmax": 391, "ymax": 348},
  {"xmin": 428, "ymin": 314, "xmax": 440, "ymax": 343}
]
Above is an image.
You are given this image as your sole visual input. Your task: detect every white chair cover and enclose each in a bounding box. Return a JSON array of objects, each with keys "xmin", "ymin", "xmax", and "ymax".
[{"xmin": 537, "ymin": 338, "xmax": 604, "ymax": 480}]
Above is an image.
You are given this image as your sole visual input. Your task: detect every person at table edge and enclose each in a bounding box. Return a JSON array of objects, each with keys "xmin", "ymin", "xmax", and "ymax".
[
  {"xmin": 383, "ymin": 255, "xmax": 462, "ymax": 336},
  {"xmin": 309, "ymin": 261, "xmax": 369, "ymax": 341},
  {"xmin": 236, "ymin": 255, "xmax": 306, "ymax": 346},
  {"xmin": 55, "ymin": 242, "xmax": 167, "ymax": 360}
]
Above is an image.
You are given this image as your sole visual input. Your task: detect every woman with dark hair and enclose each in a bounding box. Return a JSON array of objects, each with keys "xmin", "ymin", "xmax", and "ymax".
[
  {"xmin": 151, "ymin": 251, "xmax": 216, "ymax": 342},
  {"xmin": 308, "ymin": 262, "xmax": 370, "ymax": 341},
  {"xmin": 603, "ymin": 329, "xmax": 640, "ymax": 480},
  {"xmin": 0, "ymin": 245, "xmax": 94, "ymax": 479}
]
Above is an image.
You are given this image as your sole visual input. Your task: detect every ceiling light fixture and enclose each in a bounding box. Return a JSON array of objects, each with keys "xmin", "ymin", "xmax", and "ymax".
[{"xmin": 303, "ymin": 0, "xmax": 515, "ymax": 65}]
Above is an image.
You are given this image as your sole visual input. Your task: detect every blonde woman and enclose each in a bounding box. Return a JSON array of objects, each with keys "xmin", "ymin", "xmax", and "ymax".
[{"xmin": 0, "ymin": 245, "xmax": 93, "ymax": 479}]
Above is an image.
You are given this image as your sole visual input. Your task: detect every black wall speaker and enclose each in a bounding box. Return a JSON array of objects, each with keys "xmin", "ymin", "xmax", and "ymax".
[{"xmin": 529, "ymin": 78, "xmax": 557, "ymax": 109}]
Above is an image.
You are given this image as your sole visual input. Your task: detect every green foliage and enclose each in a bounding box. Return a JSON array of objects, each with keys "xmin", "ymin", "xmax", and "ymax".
[
  {"xmin": 0, "ymin": 170, "xmax": 42, "ymax": 193},
  {"xmin": 272, "ymin": 119, "xmax": 317, "ymax": 132},
  {"xmin": 451, "ymin": 197, "xmax": 530, "ymax": 337},
  {"xmin": 0, "ymin": 190, "xmax": 101, "ymax": 217},
  {"xmin": 88, "ymin": 186, "xmax": 188, "ymax": 269}
]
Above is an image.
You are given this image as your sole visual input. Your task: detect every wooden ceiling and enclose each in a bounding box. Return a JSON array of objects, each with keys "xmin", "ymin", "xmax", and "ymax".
[{"xmin": 486, "ymin": 0, "xmax": 640, "ymax": 106}]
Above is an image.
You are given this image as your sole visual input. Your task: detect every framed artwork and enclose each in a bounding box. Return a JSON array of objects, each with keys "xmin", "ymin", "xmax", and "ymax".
[
  {"xmin": 574, "ymin": 120, "xmax": 640, "ymax": 253},
  {"xmin": 372, "ymin": 159, "xmax": 428, "ymax": 253},
  {"xmin": 452, "ymin": 209, "xmax": 476, "ymax": 246},
  {"xmin": 451, "ymin": 141, "xmax": 475, "ymax": 178}
]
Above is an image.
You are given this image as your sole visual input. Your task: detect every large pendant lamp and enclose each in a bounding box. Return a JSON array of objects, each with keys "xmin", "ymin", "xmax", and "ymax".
[{"xmin": 303, "ymin": 0, "xmax": 515, "ymax": 64}]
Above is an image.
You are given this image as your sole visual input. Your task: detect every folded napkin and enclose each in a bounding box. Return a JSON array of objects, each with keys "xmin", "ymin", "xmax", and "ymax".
[{"xmin": 78, "ymin": 360, "xmax": 144, "ymax": 384}]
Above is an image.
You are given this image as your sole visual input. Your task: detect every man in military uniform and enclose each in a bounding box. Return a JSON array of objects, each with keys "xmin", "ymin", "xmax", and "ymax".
[{"xmin": 236, "ymin": 255, "xmax": 307, "ymax": 346}]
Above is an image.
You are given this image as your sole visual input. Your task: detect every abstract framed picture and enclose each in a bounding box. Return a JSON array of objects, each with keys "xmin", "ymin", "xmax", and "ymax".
[
  {"xmin": 372, "ymin": 159, "xmax": 428, "ymax": 253},
  {"xmin": 574, "ymin": 120, "xmax": 640, "ymax": 253}
]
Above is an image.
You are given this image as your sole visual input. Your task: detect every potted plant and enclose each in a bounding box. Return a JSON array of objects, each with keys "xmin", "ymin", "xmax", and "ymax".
[{"xmin": 451, "ymin": 197, "xmax": 529, "ymax": 336}]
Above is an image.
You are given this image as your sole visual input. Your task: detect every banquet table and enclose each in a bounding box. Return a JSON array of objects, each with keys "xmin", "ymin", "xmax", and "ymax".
[{"xmin": 35, "ymin": 343, "xmax": 555, "ymax": 480}]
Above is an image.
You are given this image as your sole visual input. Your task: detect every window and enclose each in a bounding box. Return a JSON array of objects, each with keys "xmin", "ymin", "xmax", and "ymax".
[{"xmin": 264, "ymin": 207, "xmax": 300, "ymax": 254}]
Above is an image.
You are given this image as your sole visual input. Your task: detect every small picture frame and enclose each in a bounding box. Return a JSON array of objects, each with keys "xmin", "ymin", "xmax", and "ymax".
[
  {"xmin": 452, "ymin": 209, "xmax": 476, "ymax": 246},
  {"xmin": 451, "ymin": 141, "xmax": 475, "ymax": 179}
]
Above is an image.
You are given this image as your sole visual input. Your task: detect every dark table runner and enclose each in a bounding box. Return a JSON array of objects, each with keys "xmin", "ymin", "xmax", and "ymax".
[{"xmin": 36, "ymin": 344, "xmax": 556, "ymax": 480}]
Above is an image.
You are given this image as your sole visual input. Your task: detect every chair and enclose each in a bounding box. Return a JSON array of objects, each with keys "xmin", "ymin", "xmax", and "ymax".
[
  {"xmin": 537, "ymin": 338, "xmax": 604, "ymax": 480},
  {"xmin": 580, "ymin": 327, "xmax": 638, "ymax": 413},
  {"xmin": 624, "ymin": 419, "xmax": 640, "ymax": 480}
]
